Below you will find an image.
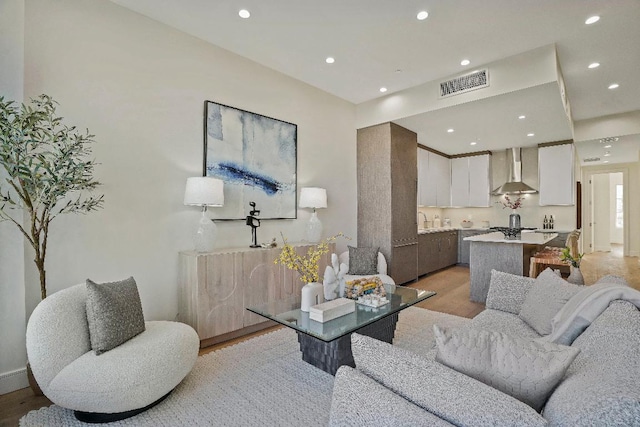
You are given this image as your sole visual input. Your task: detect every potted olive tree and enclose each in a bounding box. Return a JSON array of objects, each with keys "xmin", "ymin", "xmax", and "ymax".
[{"xmin": 0, "ymin": 94, "xmax": 104, "ymax": 300}]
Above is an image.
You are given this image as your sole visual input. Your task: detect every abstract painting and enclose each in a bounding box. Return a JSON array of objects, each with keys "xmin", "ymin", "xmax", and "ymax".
[{"xmin": 204, "ymin": 101, "xmax": 297, "ymax": 220}]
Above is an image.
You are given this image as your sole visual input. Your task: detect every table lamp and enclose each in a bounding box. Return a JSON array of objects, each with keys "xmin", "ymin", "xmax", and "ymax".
[
  {"xmin": 299, "ymin": 187, "xmax": 327, "ymax": 243},
  {"xmin": 184, "ymin": 177, "xmax": 224, "ymax": 252}
]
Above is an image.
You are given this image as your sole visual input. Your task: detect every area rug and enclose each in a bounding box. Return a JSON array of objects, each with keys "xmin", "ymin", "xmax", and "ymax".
[{"xmin": 20, "ymin": 307, "xmax": 470, "ymax": 426}]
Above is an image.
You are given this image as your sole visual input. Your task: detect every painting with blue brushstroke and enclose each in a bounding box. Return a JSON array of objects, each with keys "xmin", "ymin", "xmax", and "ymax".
[{"xmin": 204, "ymin": 101, "xmax": 297, "ymax": 219}]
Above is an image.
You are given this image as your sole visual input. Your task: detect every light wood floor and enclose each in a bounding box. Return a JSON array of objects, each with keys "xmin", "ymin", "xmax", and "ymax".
[{"xmin": 2, "ymin": 248, "xmax": 637, "ymax": 426}]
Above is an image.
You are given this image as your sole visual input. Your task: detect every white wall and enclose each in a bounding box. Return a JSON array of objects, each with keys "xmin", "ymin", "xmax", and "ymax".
[
  {"xmin": 0, "ymin": 0, "xmax": 359, "ymax": 394},
  {"xmin": 19, "ymin": 0, "xmax": 357, "ymax": 320},
  {"xmin": 0, "ymin": 0, "xmax": 29, "ymax": 394},
  {"xmin": 610, "ymin": 172, "xmax": 624, "ymax": 244}
]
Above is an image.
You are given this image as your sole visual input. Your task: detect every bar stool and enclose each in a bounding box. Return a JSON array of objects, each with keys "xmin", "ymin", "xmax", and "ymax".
[{"xmin": 529, "ymin": 230, "xmax": 581, "ymax": 278}]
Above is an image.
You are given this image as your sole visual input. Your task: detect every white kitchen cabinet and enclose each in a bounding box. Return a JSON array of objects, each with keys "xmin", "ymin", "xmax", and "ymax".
[
  {"xmin": 538, "ymin": 144, "xmax": 574, "ymax": 206},
  {"xmin": 450, "ymin": 157, "xmax": 470, "ymax": 207},
  {"xmin": 417, "ymin": 148, "xmax": 450, "ymax": 207},
  {"xmin": 417, "ymin": 148, "xmax": 430, "ymax": 206},
  {"xmin": 449, "ymin": 154, "xmax": 491, "ymax": 207},
  {"xmin": 431, "ymin": 151, "xmax": 451, "ymax": 207},
  {"xmin": 468, "ymin": 154, "xmax": 491, "ymax": 207}
]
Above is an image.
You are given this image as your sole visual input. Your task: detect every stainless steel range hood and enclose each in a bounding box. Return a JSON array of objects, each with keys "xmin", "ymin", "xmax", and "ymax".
[{"xmin": 492, "ymin": 148, "xmax": 537, "ymax": 195}]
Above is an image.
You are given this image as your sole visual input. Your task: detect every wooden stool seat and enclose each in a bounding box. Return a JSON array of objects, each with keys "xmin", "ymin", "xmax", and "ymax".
[{"xmin": 529, "ymin": 230, "xmax": 581, "ymax": 278}]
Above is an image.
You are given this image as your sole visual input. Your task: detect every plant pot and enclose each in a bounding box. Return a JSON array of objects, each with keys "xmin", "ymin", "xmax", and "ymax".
[
  {"xmin": 567, "ymin": 266, "xmax": 585, "ymax": 285},
  {"xmin": 301, "ymin": 282, "xmax": 324, "ymax": 312}
]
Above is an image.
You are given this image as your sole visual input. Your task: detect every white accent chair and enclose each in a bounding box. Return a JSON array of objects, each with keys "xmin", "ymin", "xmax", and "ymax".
[
  {"xmin": 26, "ymin": 284, "xmax": 199, "ymax": 422},
  {"xmin": 339, "ymin": 251, "xmax": 396, "ymax": 292}
]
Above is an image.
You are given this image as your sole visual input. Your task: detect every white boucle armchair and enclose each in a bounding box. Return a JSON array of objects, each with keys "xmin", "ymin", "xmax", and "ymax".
[
  {"xmin": 339, "ymin": 251, "xmax": 396, "ymax": 291},
  {"xmin": 26, "ymin": 283, "xmax": 199, "ymax": 423}
]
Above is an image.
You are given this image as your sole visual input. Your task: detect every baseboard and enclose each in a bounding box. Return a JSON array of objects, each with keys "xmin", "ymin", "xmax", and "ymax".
[
  {"xmin": 0, "ymin": 367, "xmax": 29, "ymax": 395},
  {"xmin": 629, "ymin": 250, "xmax": 639, "ymax": 257}
]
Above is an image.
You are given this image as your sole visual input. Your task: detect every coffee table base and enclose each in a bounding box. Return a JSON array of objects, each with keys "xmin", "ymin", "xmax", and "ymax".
[{"xmin": 296, "ymin": 313, "xmax": 399, "ymax": 375}]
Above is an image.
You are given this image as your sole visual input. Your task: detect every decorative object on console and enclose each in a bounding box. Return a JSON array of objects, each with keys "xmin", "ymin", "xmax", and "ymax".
[
  {"xmin": 204, "ymin": 100, "xmax": 297, "ymax": 220},
  {"xmin": 184, "ymin": 176, "xmax": 224, "ymax": 253},
  {"xmin": 299, "ymin": 187, "xmax": 327, "ymax": 243},
  {"xmin": 323, "ymin": 253, "xmax": 348, "ymax": 300},
  {"xmin": 460, "ymin": 220, "xmax": 473, "ymax": 228},
  {"xmin": 0, "ymin": 95, "xmax": 104, "ymax": 300},
  {"xmin": 245, "ymin": 201, "xmax": 261, "ymax": 248}
]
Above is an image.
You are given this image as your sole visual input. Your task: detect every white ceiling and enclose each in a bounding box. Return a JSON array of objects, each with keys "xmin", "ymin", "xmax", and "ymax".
[{"xmin": 111, "ymin": 0, "xmax": 640, "ymax": 162}]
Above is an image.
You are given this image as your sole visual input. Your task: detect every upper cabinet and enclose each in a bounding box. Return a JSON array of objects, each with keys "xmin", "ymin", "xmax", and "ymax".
[
  {"xmin": 417, "ymin": 148, "xmax": 450, "ymax": 207},
  {"xmin": 538, "ymin": 143, "xmax": 574, "ymax": 206},
  {"xmin": 450, "ymin": 154, "xmax": 491, "ymax": 207}
]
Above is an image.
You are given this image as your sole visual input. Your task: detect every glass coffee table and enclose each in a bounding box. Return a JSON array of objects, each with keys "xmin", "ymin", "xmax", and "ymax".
[{"xmin": 247, "ymin": 286, "xmax": 435, "ymax": 375}]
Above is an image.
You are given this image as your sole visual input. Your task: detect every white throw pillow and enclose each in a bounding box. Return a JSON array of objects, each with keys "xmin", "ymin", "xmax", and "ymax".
[
  {"xmin": 518, "ymin": 268, "xmax": 581, "ymax": 335},
  {"xmin": 434, "ymin": 325, "xmax": 580, "ymax": 411}
]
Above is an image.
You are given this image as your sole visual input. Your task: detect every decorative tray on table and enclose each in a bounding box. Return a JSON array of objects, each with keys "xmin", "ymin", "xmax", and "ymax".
[{"xmin": 490, "ymin": 227, "xmax": 536, "ymax": 240}]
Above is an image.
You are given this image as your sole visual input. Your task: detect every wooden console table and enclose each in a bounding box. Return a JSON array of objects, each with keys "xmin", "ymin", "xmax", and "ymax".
[{"xmin": 178, "ymin": 243, "xmax": 334, "ymax": 347}]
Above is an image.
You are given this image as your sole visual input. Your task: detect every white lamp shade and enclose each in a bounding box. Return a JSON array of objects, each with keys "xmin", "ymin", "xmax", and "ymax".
[
  {"xmin": 299, "ymin": 187, "xmax": 327, "ymax": 209},
  {"xmin": 184, "ymin": 177, "xmax": 224, "ymax": 206}
]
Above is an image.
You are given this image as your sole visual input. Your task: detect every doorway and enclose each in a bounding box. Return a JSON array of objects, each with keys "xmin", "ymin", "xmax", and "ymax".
[{"xmin": 583, "ymin": 167, "xmax": 629, "ymax": 256}]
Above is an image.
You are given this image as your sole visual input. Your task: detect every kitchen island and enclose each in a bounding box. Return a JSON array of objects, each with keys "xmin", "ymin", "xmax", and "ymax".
[{"xmin": 465, "ymin": 231, "xmax": 558, "ymax": 303}]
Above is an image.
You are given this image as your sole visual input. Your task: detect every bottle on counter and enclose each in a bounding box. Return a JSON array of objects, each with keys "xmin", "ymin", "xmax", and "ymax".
[
  {"xmin": 550, "ymin": 215, "xmax": 554, "ymax": 230},
  {"xmin": 543, "ymin": 215, "xmax": 548, "ymax": 230},
  {"xmin": 433, "ymin": 215, "xmax": 441, "ymax": 228}
]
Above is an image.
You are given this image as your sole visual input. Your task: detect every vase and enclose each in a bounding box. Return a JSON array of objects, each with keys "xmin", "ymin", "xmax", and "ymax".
[
  {"xmin": 301, "ymin": 282, "xmax": 324, "ymax": 312},
  {"xmin": 508, "ymin": 210, "xmax": 521, "ymax": 229},
  {"xmin": 567, "ymin": 266, "xmax": 585, "ymax": 285}
]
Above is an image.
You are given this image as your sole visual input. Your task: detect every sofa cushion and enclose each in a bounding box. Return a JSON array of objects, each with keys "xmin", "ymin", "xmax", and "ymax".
[
  {"xmin": 543, "ymin": 300, "xmax": 640, "ymax": 425},
  {"xmin": 470, "ymin": 309, "xmax": 541, "ymax": 339},
  {"xmin": 518, "ymin": 268, "xmax": 581, "ymax": 335},
  {"xmin": 347, "ymin": 246, "xmax": 378, "ymax": 275},
  {"xmin": 486, "ymin": 270, "xmax": 534, "ymax": 314},
  {"xmin": 351, "ymin": 334, "xmax": 547, "ymax": 427},
  {"xmin": 86, "ymin": 277, "xmax": 146, "ymax": 355},
  {"xmin": 329, "ymin": 366, "xmax": 454, "ymax": 427},
  {"xmin": 434, "ymin": 325, "xmax": 580, "ymax": 411}
]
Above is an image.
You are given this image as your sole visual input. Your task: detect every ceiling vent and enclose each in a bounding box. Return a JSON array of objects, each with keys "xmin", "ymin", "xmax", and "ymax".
[
  {"xmin": 439, "ymin": 69, "xmax": 489, "ymax": 98},
  {"xmin": 583, "ymin": 157, "xmax": 601, "ymax": 163}
]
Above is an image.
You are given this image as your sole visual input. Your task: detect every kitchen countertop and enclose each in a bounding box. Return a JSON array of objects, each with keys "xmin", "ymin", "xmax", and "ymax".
[
  {"xmin": 418, "ymin": 227, "xmax": 490, "ymax": 234},
  {"xmin": 463, "ymin": 231, "xmax": 558, "ymax": 244}
]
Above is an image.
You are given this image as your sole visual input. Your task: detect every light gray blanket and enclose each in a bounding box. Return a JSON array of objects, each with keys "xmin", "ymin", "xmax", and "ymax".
[{"xmin": 544, "ymin": 281, "xmax": 640, "ymax": 345}]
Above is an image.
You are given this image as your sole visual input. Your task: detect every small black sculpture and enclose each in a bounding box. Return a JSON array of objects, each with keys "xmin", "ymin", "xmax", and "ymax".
[{"xmin": 246, "ymin": 201, "xmax": 261, "ymax": 248}]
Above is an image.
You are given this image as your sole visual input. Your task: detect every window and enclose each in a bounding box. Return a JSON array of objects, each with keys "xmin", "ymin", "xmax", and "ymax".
[{"xmin": 616, "ymin": 184, "xmax": 623, "ymax": 228}]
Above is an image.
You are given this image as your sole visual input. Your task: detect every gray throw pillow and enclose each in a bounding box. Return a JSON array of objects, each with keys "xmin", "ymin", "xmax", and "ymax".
[
  {"xmin": 86, "ymin": 277, "xmax": 146, "ymax": 355},
  {"xmin": 518, "ymin": 268, "xmax": 581, "ymax": 335},
  {"xmin": 347, "ymin": 246, "xmax": 378, "ymax": 275},
  {"xmin": 486, "ymin": 270, "xmax": 535, "ymax": 314},
  {"xmin": 434, "ymin": 325, "xmax": 580, "ymax": 412}
]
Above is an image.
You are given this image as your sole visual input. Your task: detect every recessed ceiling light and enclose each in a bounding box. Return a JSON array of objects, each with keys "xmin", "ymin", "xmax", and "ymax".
[
  {"xmin": 604, "ymin": 152, "xmax": 611, "ymax": 157},
  {"xmin": 608, "ymin": 83, "xmax": 619, "ymax": 89},
  {"xmin": 238, "ymin": 9, "xmax": 250, "ymax": 19},
  {"xmin": 585, "ymin": 16, "xmax": 600, "ymax": 25},
  {"xmin": 527, "ymin": 133, "xmax": 535, "ymax": 137},
  {"xmin": 395, "ymin": 69, "xmax": 403, "ymax": 73},
  {"xmin": 379, "ymin": 87, "xmax": 387, "ymax": 93},
  {"xmin": 604, "ymin": 144, "xmax": 612, "ymax": 148},
  {"xmin": 447, "ymin": 128, "xmax": 454, "ymax": 133},
  {"xmin": 588, "ymin": 62, "xmax": 600, "ymax": 69},
  {"xmin": 470, "ymin": 141, "xmax": 477, "ymax": 146},
  {"xmin": 518, "ymin": 115, "xmax": 526, "ymax": 120},
  {"xmin": 417, "ymin": 11, "xmax": 429, "ymax": 20},
  {"xmin": 460, "ymin": 59, "xmax": 470, "ymax": 66},
  {"xmin": 325, "ymin": 57, "xmax": 335, "ymax": 64},
  {"xmin": 603, "ymin": 160, "xmax": 610, "ymax": 163}
]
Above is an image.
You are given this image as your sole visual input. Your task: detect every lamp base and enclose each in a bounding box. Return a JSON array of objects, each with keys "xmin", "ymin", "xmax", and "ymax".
[
  {"xmin": 195, "ymin": 209, "xmax": 217, "ymax": 253},
  {"xmin": 306, "ymin": 211, "xmax": 323, "ymax": 243}
]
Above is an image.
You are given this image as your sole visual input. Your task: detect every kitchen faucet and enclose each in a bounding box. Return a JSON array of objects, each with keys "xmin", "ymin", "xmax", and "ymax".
[{"xmin": 419, "ymin": 211, "xmax": 428, "ymax": 228}]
